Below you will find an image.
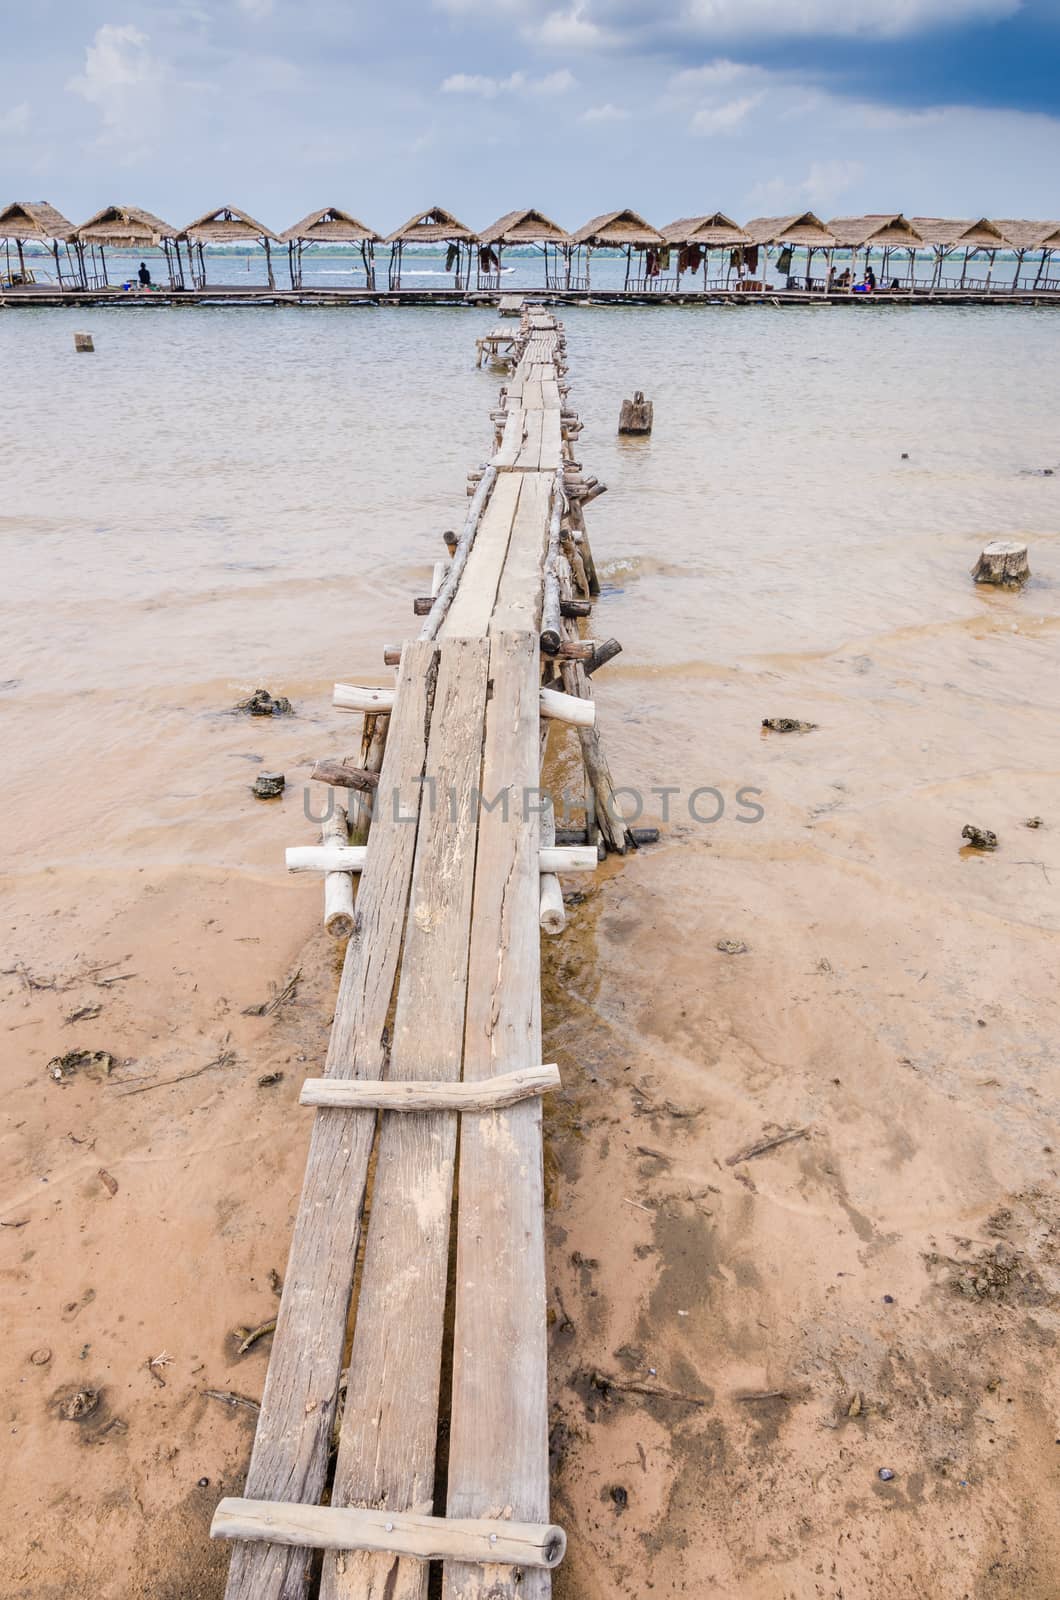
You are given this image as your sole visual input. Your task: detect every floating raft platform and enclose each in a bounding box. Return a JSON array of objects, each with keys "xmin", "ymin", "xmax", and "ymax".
[
  {"xmin": 214, "ymin": 307, "xmax": 635, "ymax": 1599},
  {"xmin": 4, "ymin": 283, "xmax": 1060, "ymax": 310}
]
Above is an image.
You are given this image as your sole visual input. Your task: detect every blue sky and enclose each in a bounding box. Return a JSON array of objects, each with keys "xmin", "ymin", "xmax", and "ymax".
[{"xmin": 2, "ymin": 0, "xmax": 1058, "ymax": 231}]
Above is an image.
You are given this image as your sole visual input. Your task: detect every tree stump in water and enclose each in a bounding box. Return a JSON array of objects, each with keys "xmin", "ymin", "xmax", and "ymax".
[
  {"xmin": 74, "ymin": 333, "xmax": 95, "ymax": 353},
  {"xmin": 618, "ymin": 391, "xmax": 653, "ymax": 435},
  {"xmin": 972, "ymin": 541, "xmax": 1029, "ymax": 587}
]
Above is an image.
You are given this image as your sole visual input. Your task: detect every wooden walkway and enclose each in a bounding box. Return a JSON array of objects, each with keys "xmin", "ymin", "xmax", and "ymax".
[
  {"xmin": 6, "ymin": 283, "xmax": 1060, "ymax": 310},
  {"xmin": 211, "ymin": 309, "xmax": 629, "ymax": 1597}
]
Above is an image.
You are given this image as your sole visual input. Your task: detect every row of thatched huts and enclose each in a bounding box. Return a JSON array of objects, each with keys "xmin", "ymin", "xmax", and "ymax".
[{"xmin": 3, "ymin": 202, "xmax": 1060, "ymax": 295}]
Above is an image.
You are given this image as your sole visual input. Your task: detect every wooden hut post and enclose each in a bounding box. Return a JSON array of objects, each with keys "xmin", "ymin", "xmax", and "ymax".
[
  {"xmin": 959, "ymin": 247, "xmax": 970, "ymax": 288},
  {"xmin": 1032, "ymin": 245, "xmax": 1049, "ymax": 290},
  {"xmin": 264, "ymin": 236, "xmax": 275, "ymax": 289}
]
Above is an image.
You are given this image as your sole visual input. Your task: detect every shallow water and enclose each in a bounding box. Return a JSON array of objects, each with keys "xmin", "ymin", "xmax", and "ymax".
[{"xmin": 3, "ymin": 302, "xmax": 1059, "ymax": 869}]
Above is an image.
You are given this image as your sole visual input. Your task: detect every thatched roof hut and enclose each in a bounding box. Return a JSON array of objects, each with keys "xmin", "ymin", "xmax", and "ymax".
[
  {"xmin": 73, "ymin": 204, "xmax": 184, "ymax": 289},
  {"xmin": 910, "ymin": 217, "xmax": 1012, "ymax": 248},
  {"xmin": 569, "ymin": 210, "xmax": 664, "ymax": 289},
  {"xmin": 826, "ymin": 214, "xmax": 924, "ymax": 247},
  {"xmin": 479, "ymin": 208, "xmax": 570, "ymax": 246},
  {"xmin": 181, "ymin": 205, "xmax": 279, "ymax": 288},
  {"xmin": 384, "ymin": 206, "xmax": 477, "ymax": 245},
  {"xmin": 661, "ymin": 212, "xmax": 750, "ymax": 248},
  {"xmin": 743, "ymin": 212, "xmax": 837, "ymax": 247},
  {"xmin": 75, "ymin": 204, "xmax": 179, "ymax": 246},
  {"xmin": 384, "ymin": 207, "xmax": 477, "ymax": 290},
  {"xmin": 476, "ymin": 208, "xmax": 571, "ymax": 289},
  {"xmin": 0, "ymin": 201, "xmax": 80, "ymax": 289},
  {"xmin": 279, "ymin": 207, "xmax": 380, "ymax": 245},
  {"xmin": 182, "ymin": 204, "xmax": 279, "ymax": 243},
  {"xmin": 280, "ymin": 207, "xmax": 381, "ymax": 289},
  {"xmin": 0, "ymin": 201, "xmax": 76, "ymax": 241},
  {"xmin": 994, "ymin": 219, "xmax": 1060, "ymax": 250},
  {"xmin": 571, "ymin": 209, "xmax": 663, "ymax": 247}
]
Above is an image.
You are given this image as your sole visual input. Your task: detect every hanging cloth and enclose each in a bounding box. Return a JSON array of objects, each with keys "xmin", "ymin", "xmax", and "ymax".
[
  {"xmin": 746, "ymin": 245, "xmax": 759, "ymax": 275},
  {"xmin": 658, "ymin": 246, "xmax": 671, "ymax": 271},
  {"xmin": 777, "ymin": 246, "xmax": 793, "ymax": 275},
  {"xmin": 445, "ymin": 242, "xmax": 459, "ymax": 272},
  {"xmin": 687, "ymin": 244, "xmax": 703, "ymax": 273},
  {"xmin": 730, "ymin": 248, "xmax": 741, "ymax": 272}
]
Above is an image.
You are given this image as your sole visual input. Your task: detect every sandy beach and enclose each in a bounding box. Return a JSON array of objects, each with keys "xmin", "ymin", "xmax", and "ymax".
[{"xmin": 3, "ymin": 303, "xmax": 1059, "ymax": 1597}]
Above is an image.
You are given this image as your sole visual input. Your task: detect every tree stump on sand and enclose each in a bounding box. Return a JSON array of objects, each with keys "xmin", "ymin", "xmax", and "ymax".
[
  {"xmin": 618, "ymin": 391, "xmax": 653, "ymax": 435},
  {"xmin": 972, "ymin": 541, "xmax": 1029, "ymax": 588}
]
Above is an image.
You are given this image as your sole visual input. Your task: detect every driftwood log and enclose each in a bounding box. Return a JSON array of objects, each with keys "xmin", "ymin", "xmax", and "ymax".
[
  {"xmin": 972, "ymin": 540, "xmax": 1030, "ymax": 587},
  {"xmin": 212, "ymin": 1499, "xmax": 566, "ymax": 1570},
  {"xmin": 299, "ymin": 1064, "xmax": 561, "ymax": 1111},
  {"xmin": 321, "ymin": 804, "xmax": 355, "ymax": 940},
  {"xmin": 618, "ymin": 391, "xmax": 653, "ymax": 434}
]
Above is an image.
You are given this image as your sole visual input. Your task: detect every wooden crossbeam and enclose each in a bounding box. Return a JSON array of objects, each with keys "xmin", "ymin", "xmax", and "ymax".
[
  {"xmin": 286, "ymin": 845, "xmax": 598, "ymax": 874},
  {"xmin": 212, "ymin": 1500, "xmax": 566, "ymax": 1571},
  {"xmin": 299, "ymin": 1064, "xmax": 561, "ymax": 1111},
  {"xmin": 334, "ymin": 681, "xmax": 595, "ymax": 727}
]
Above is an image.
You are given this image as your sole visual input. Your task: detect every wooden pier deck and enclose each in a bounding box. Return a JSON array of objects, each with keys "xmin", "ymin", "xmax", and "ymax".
[
  {"xmin": 5, "ymin": 283, "xmax": 1060, "ymax": 310},
  {"xmin": 212, "ymin": 308, "xmax": 625, "ymax": 1597}
]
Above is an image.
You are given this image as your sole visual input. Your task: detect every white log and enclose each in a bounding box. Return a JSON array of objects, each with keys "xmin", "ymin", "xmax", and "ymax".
[
  {"xmin": 211, "ymin": 1500, "xmax": 566, "ymax": 1570},
  {"xmin": 333, "ymin": 684, "xmax": 396, "ymax": 714},
  {"xmin": 971, "ymin": 540, "xmax": 1030, "ymax": 587},
  {"xmin": 431, "ymin": 559, "xmax": 448, "ymax": 598},
  {"xmin": 539, "ymin": 799, "xmax": 566, "ymax": 936},
  {"xmin": 322, "ymin": 804, "xmax": 355, "ymax": 939},
  {"xmin": 336, "ymin": 682, "xmax": 595, "ymax": 729},
  {"xmin": 539, "ymin": 686, "xmax": 596, "ymax": 727},
  {"xmin": 287, "ymin": 845, "xmax": 368, "ymax": 874},
  {"xmin": 300, "ymin": 1064, "xmax": 561, "ymax": 1111},
  {"xmin": 288, "ymin": 845, "xmax": 596, "ymax": 875}
]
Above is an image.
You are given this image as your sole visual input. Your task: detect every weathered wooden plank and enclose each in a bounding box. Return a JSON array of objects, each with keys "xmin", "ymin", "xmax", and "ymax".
[
  {"xmin": 443, "ymin": 630, "xmax": 552, "ymax": 1600},
  {"xmin": 222, "ymin": 641, "xmax": 439, "ymax": 1600},
  {"xmin": 538, "ymin": 411, "xmax": 562, "ymax": 471},
  {"xmin": 320, "ymin": 637, "xmax": 491, "ymax": 1600},
  {"xmin": 514, "ymin": 410, "xmax": 544, "ymax": 471},
  {"xmin": 492, "ymin": 409, "xmax": 526, "ymax": 467},
  {"xmin": 490, "ymin": 472, "xmax": 552, "ymax": 637},
  {"xmin": 442, "ymin": 474, "xmax": 522, "ymax": 640},
  {"xmin": 214, "ymin": 1501, "xmax": 566, "ymax": 1570}
]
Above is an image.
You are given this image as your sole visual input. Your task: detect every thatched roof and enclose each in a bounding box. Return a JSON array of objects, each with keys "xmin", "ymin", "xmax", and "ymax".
[
  {"xmin": 75, "ymin": 205, "xmax": 179, "ymax": 246},
  {"xmin": 479, "ymin": 208, "xmax": 570, "ymax": 246},
  {"xmin": 661, "ymin": 212, "xmax": 750, "ymax": 248},
  {"xmin": 182, "ymin": 206, "xmax": 279, "ymax": 243},
  {"xmin": 572, "ymin": 209, "xmax": 663, "ymax": 247},
  {"xmin": 827, "ymin": 214, "xmax": 924, "ymax": 247},
  {"xmin": 743, "ymin": 212, "xmax": 837, "ymax": 247},
  {"xmin": 911, "ymin": 217, "xmax": 1013, "ymax": 248},
  {"xmin": 279, "ymin": 207, "xmax": 380, "ymax": 244},
  {"xmin": 994, "ymin": 219, "xmax": 1060, "ymax": 250},
  {"xmin": 0, "ymin": 201, "xmax": 76, "ymax": 241},
  {"xmin": 385, "ymin": 206, "xmax": 477, "ymax": 244}
]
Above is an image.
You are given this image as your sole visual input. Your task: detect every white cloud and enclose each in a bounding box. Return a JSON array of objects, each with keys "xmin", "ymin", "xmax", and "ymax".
[
  {"xmin": 533, "ymin": 7, "xmax": 618, "ymax": 48},
  {"xmin": 67, "ymin": 24, "xmax": 164, "ymax": 141},
  {"xmin": 0, "ymin": 102, "xmax": 30, "ymax": 136},
  {"xmin": 690, "ymin": 92, "xmax": 764, "ymax": 134},
  {"xmin": 580, "ymin": 102, "xmax": 630, "ymax": 122},
  {"xmin": 236, "ymin": 0, "xmax": 274, "ymax": 16},
  {"xmin": 670, "ymin": 58, "xmax": 759, "ymax": 90},
  {"xmin": 683, "ymin": 0, "xmax": 1019, "ymax": 38},
  {"xmin": 747, "ymin": 158, "xmax": 865, "ymax": 213},
  {"xmin": 441, "ymin": 68, "xmax": 576, "ymax": 97}
]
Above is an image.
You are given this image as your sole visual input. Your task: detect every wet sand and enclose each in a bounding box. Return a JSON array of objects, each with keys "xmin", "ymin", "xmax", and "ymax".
[{"xmin": 3, "ymin": 305, "xmax": 1059, "ymax": 1597}]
